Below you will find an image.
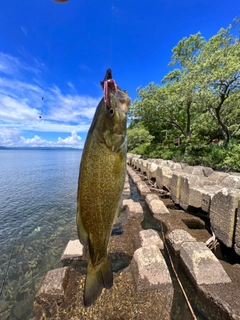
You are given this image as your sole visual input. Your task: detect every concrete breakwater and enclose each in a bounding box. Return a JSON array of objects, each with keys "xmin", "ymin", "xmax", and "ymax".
[
  {"xmin": 128, "ymin": 153, "xmax": 240, "ymax": 257},
  {"xmin": 34, "ymin": 156, "xmax": 240, "ymax": 319}
]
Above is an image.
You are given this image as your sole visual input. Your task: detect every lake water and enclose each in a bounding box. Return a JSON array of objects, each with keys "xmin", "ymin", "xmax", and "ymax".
[{"xmin": 0, "ymin": 149, "xmax": 82, "ymax": 320}]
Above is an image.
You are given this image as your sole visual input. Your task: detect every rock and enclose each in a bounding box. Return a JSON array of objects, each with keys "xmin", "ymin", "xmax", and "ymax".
[
  {"xmin": 210, "ymin": 188, "xmax": 240, "ymax": 247},
  {"xmin": 136, "ymin": 181, "xmax": 151, "ymax": 196},
  {"xmin": 180, "ymin": 242, "xmax": 231, "ymax": 285},
  {"xmin": 123, "ymin": 199, "xmax": 143, "ymax": 219},
  {"xmin": 166, "ymin": 229, "xmax": 197, "ymax": 252},
  {"xmin": 61, "ymin": 240, "xmax": 83, "ymax": 264},
  {"xmin": 130, "ymin": 245, "xmax": 173, "ymax": 294},
  {"xmin": 145, "ymin": 194, "xmax": 170, "ymax": 217},
  {"xmin": 136, "ymin": 229, "xmax": 164, "ymax": 250}
]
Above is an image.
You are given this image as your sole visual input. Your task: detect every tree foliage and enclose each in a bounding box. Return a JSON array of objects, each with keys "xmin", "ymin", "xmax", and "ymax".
[{"xmin": 129, "ymin": 19, "xmax": 240, "ymax": 170}]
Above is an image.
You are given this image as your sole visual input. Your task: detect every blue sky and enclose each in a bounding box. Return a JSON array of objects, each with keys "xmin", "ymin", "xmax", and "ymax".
[{"xmin": 0, "ymin": 0, "xmax": 239, "ymax": 148}]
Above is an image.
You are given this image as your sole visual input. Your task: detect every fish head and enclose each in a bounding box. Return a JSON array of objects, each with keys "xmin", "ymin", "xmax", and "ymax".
[{"xmin": 99, "ymin": 89, "xmax": 131, "ymax": 152}]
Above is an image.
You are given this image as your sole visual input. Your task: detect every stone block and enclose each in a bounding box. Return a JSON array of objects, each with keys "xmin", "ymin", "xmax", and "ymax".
[
  {"xmin": 180, "ymin": 242, "xmax": 231, "ymax": 285},
  {"xmin": 131, "ymin": 245, "xmax": 173, "ymax": 293},
  {"xmin": 221, "ymin": 175, "xmax": 240, "ymax": 189},
  {"xmin": 136, "ymin": 229, "xmax": 164, "ymax": 249},
  {"xmin": 201, "ymin": 186, "xmax": 222, "ymax": 213},
  {"xmin": 35, "ymin": 267, "xmax": 72, "ymax": 304},
  {"xmin": 166, "ymin": 229, "xmax": 196, "ymax": 253},
  {"xmin": 179, "ymin": 175, "xmax": 203, "ymax": 210},
  {"xmin": 123, "ymin": 199, "xmax": 143, "ymax": 219},
  {"xmin": 156, "ymin": 166, "xmax": 173, "ymax": 190},
  {"xmin": 61, "ymin": 240, "xmax": 83, "ymax": 263},
  {"xmin": 183, "ymin": 165, "xmax": 213, "ymax": 177},
  {"xmin": 210, "ymin": 188, "xmax": 240, "ymax": 247},
  {"xmin": 136, "ymin": 181, "xmax": 151, "ymax": 196},
  {"xmin": 147, "ymin": 162, "xmax": 159, "ymax": 179},
  {"xmin": 131, "ymin": 174, "xmax": 142, "ymax": 184},
  {"xmin": 234, "ymin": 200, "xmax": 240, "ymax": 255},
  {"xmin": 204, "ymin": 171, "xmax": 229, "ymax": 185},
  {"xmin": 171, "ymin": 172, "xmax": 186, "ymax": 204},
  {"xmin": 145, "ymin": 194, "xmax": 170, "ymax": 217}
]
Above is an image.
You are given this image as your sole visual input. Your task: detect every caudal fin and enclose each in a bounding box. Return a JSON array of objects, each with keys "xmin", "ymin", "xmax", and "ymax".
[{"xmin": 84, "ymin": 256, "xmax": 113, "ymax": 308}]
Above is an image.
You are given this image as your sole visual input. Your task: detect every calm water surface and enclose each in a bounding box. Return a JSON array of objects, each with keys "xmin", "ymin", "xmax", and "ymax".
[{"xmin": 0, "ymin": 149, "xmax": 82, "ymax": 320}]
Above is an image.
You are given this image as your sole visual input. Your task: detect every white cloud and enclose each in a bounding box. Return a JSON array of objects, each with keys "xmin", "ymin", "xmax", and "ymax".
[
  {"xmin": 0, "ymin": 128, "xmax": 83, "ymax": 148},
  {"xmin": 0, "ymin": 51, "xmax": 101, "ymax": 147}
]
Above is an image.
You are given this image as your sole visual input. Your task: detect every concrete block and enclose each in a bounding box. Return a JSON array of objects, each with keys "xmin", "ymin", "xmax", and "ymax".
[
  {"xmin": 131, "ymin": 245, "xmax": 173, "ymax": 293},
  {"xmin": 234, "ymin": 201, "xmax": 240, "ymax": 255},
  {"xmin": 201, "ymin": 186, "xmax": 222, "ymax": 213},
  {"xmin": 123, "ymin": 199, "xmax": 143, "ymax": 219},
  {"xmin": 171, "ymin": 172, "xmax": 186, "ymax": 204},
  {"xmin": 221, "ymin": 175, "xmax": 240, "ymax": 189},
  {"xmin": 183, "ymin": 165, "xmax": 213, "ymax": 177},
  {"xmin": 35, "ymin": 267, "xmax": 72, "ymax": 304},
  {"xmin": 180, "ymin": 242, "xmax": 231, "ymax": 285},
  {"xmin": 147, "ymin": 162, "xmax": 159, "ymax": 179},
  {"xmin": 156, "ymin": 166, "xmax": 173, "ymax": 190},
  {"xmin": 131, "ymin": 174, "xmax": 142, "ymax": 184},
  {"xmin": 136, "ymin": 181, "xmax": 151, "ymax": 196},
  {"xmin": 179, "ymin": 175, "xmax": 203, "ymax": 210},
  {"xmin": 137, "ymin": 229, "xmax": 164, "ymax": 249},
  {"xmin": 204, "ymin": 171, "xmax": 229, "ymax": 185},
  {"xmin": 166, "ymin": 229, "xmax": 196, "ymax": 252},
  {"xmin": 210, "ymin": 188, "xmax": 240, "ymax": 247},
  {"xmin": 145, "ymin": 194, "xmax": 170, "ymax": 217},
  {"xmin": 61, "ymin": 240, "xmax": 83, "ymax": 263}
]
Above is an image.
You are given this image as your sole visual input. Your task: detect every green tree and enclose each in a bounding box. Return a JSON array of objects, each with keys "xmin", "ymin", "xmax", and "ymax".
[{"xmin": 127, "ymin": 123, "xmax": 154, "ymax": 151}]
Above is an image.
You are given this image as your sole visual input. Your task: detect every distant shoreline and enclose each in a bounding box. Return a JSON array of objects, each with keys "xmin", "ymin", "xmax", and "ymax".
[{"xmin": 0, "ymin": 147, "xmax": 82, "ymax": 150}]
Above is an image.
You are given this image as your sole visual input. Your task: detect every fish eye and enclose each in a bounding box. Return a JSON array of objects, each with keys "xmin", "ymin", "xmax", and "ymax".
[{"xmin": 108, "ymin": 108, "xmax": 114, "ymax": 117}]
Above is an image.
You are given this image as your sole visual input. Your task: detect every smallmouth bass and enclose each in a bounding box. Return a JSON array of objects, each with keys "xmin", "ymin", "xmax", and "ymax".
[{"xmin": 77, "ymin": 85, "xmax": 131, "ymax": 307}]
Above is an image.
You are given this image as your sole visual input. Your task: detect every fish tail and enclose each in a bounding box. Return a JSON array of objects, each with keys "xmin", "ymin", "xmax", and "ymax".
[{"xmin": 83, "ymin": 255, "xmax": 113, "ymax": 308}]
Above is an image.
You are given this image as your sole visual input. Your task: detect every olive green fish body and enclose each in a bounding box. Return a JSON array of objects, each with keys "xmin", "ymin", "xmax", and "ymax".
[{"xmin": 77, "ymin": 90, "xmax": 130, "ymax": 307}]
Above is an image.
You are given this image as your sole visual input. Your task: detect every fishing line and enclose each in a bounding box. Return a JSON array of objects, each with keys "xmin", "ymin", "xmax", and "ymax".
[
  {"xmin": 0, "ymin": 233, "xmax": 18, "ymax": 298},
  {"xmin": 109, "ymin": 0, "xmax": 115, "ymax": 68}
]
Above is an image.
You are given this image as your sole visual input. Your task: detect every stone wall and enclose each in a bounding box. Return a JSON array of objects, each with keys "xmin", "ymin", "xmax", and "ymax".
[{"xmin": 127, "ymin": 153, "xmax": 240, "ymax": 256}]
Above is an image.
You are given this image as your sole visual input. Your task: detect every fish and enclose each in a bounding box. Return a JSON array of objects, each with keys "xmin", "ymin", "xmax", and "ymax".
[{"xmin": 77, "ymin": 86, "xmax": 131, "ymax": 308}]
